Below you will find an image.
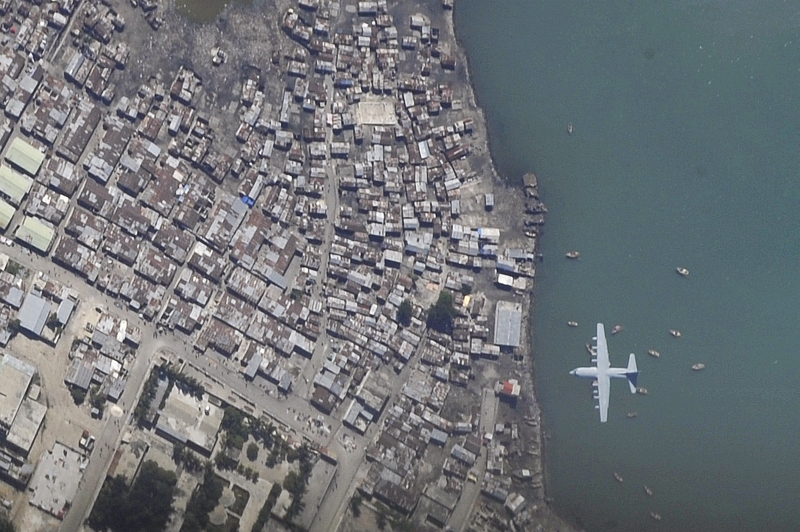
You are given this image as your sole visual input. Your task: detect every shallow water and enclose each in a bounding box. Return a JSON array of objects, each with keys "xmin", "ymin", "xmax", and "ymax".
[{"xmin": 455, "ymin": 1, "xmax": 800, "ymax": 530}]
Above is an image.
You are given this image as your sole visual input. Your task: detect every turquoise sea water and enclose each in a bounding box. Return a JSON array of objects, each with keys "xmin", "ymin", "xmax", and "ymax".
[{"xmin": 455, "ymin": 1, "xmax": 800, "ymax": 531}]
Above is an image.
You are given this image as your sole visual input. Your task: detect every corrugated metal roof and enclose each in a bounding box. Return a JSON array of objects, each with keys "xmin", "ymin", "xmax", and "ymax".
[
  {"xmin": 18, "ymin": 292, "xmax": 49, "ymax": 336},
  {"xmin": 5, "ymin": 138, "xmax": 45, "ymax": 176},
  {"xmin": 0, "ymin": 165, "xmax": 33, "ymax": 205},
  {"xmin": 494, "ymin": 300, "xmax": 522, "ymax": 348},
  {"xmin": 15, "ymin": 216, "xmax": 55, "ymax": 252},
  {"xmin": 0, "ymin": 198, "xmax": 14, "ymax": 229}
]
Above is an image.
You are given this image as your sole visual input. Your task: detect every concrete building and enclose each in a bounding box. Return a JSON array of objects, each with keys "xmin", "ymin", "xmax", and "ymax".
[
  {"xmin": 0, "ymin": 352, "xmax": 35, "ymax": 435},
  {"xmin": 28, "ymin": 442, "xmax": 88, "ymax": 519},
  {"xmin": 494, "ymin": 300, "xmax": 522, "ymax": 348},
  {"xmin": 155, "ymin": 386, "xmax": 223, "ymax": 455}
]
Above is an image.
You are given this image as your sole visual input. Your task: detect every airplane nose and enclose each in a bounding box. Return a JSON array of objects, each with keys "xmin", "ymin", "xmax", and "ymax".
[{"xmin": 569, "ymin": 369, "xmax": 576, "ymax": 375}]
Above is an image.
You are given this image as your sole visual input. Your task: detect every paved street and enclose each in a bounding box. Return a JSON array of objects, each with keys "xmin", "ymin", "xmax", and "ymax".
[{"xmin": 447, "ymin": 389, "xmax": 499, "ymax": 532}]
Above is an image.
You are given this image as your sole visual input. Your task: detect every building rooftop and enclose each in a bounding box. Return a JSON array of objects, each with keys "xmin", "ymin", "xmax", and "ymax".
[
  {"xmin": 5, "ymin": 397, "xmax": 46, "ymax": 454},
  {"xmin": 494, "ymin": 300, "xmax": 522, "ymax": 348},
  {"xmin": 0, "ymin": 197, "xmax": 13, "ymax": 230},
  {"xmin": 0, "ymin": 352, "xmax": 35, "ymax": 432},
  {"xmin": 17, "ymin": 291, "xmax": 50, "ymax": 337},
  {"xmin": 5, "ymin": 137, "xmax": 45, "ymax": 176},
  {"xmin": 15, "ymin": 216, "xmax": 55, "ymax": 253},
  {"xmin": 0, "ymin": 163, "xmax": 33, "ymax": 207},
  {"xmin": 155, "ymin": 386, "xmax": 223, "ymax": 455},
  {"xmin": 28, "ymin": 442, "xmax": 88, "ymax": 519}
]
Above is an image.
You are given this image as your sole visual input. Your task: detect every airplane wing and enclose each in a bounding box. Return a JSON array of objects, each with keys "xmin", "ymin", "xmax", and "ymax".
[
  {"xmin": 597, "ymin": 372, "xmax": 610, "ymax": 423},
  {"xmin": 596, "ymin": 323, "xmax": 610, "ymax": 370}
]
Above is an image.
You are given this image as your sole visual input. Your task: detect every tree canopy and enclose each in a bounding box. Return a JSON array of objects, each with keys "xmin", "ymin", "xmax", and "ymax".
[
  {"xmin": 88, "ymin": 460, "xmax": 178, "ymax": 532},
  {"xmin": 397, "ymin": 299, "xmax": 413, "ymax": 327},
  {"xmin": 426, "ymin": 291, "xmax": 457, "ymax": 334}
]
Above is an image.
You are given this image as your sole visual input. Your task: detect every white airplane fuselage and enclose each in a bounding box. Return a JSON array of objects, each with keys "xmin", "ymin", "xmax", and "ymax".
[
  {"xmin": 570, "ymin": 367, "xmax": 632, "ymax": 379},
  {"xmin": 570, "ymin": 323, "xmax": 638, "ymax": 422}
]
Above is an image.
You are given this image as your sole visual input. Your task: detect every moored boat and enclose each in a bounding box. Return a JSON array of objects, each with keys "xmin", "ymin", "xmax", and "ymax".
[
  {"xmin": 692, "ymin": 363, "xmax": 706, "ymax": 371},
  {"xmin": 613, "ymin": 472, "xmax": 624, "ymax": 483},
  {"xmin": 626, "ymin": 412, "xmax": 638, "ymax": 419},
  {"xmin": 611, "ymin": 324, "xmax": 623, "ymax": 335},
  {"xmin": 567, "ymin": 321, "xmax": 578, "ymax": 327},
  {"xmin": 567, "ymin": 122, "xmax": 574, "ymax": 135},
  {"xmin": 566, "ymin": 250, "xmax": 580, "ymax": 259},
  {"xmin": 636, "ymin": 387, "xmax": 649, "ymax": 395},
  {"xmin": 669, "ymin": 329, "xmax": 682, "ymax": 338},
  {"xmin": 676, "ymin": 267, "xmax": 689, "ymax": 277},
  {"xmin": 648, "ymin": 349, "xmax": 660, "ymax": 358},
  {"xmin": 644, "ymin": 485, "xmax": 654, "ymax": 497}
]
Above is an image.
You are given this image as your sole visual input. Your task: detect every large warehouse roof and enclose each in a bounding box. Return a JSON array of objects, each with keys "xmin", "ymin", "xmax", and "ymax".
[
  {"xmin": 494, "ymin": 300, "xmax": 523, "ymax": 348},
  {"xmin": 0, "ymin": 164, "xmax": 33, "ymax": 206},
  {"xmin": 15, "ymin": 216, "xmax": 55, "ymax": 253},
  {"xmin": 0, "ymin": 198, "xmax": 14, "ymax": 230},
  {"xmin": 5, "ymin": 138, "xmax": 45, "ymax": 176}
]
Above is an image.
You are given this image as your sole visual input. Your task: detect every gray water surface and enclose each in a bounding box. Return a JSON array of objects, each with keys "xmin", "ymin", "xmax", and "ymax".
[{"xmin": 455, "ymin": 1, "xmax": 800, "ymax": 531}]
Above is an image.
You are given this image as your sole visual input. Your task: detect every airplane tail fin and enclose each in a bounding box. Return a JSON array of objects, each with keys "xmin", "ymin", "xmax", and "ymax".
[{"xmin": 626, "ymin": 353, "xmax": 638, "ymax": 393}]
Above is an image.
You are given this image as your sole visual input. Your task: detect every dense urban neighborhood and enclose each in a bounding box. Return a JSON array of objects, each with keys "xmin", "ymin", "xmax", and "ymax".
[{"xmin": 0, "ymin": 0, "xmax": 571, "ymax": 531}]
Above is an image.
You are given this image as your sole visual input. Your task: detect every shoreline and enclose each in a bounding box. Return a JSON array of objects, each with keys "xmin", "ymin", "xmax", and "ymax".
[{"xmin": 444, "ymin": 3, "xmax": 580, "ymax": 531}]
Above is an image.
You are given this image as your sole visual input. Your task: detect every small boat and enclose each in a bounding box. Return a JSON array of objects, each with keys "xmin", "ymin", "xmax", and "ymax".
[
  {"xmin": 566, "ymin": 250, "xmax": 580, "ymax": 259},
  {"xmin": 611, "ymin": 324, "xmax": 623, "ymax": 335},
  {"xmin": 613, "ymin": 472, "xmax": 624, "ymax": 483},
  {"xmin": 586, "ymin": 343, "xmax": 595, "ymax": 355},
  {"xmin": 567, "ymin": 321, "xmax": 578, "ymax": 327},
  {"xmin": 669, "ymin": 329, "xmax": 682, "ymax": 338},
  {"xmin": 636, "ymin": 387, "xmax": 649, "ymax": 395},
  {"xmin": 626, "ymin": 412, "xmax": 638, "ymax": 419},
  {"xmin": 650, "ymin": 512, "xmax": 662, "ymax": 521},
  {"xmin": 644, "ymin": 485, "xmax": 654, "ymax": 497},
  {"xmin": 567, "ymin": 122, "xmax": 574, "ymax": 135},
  {"xmin": 676, "ymin": 267, "xmax": 689, "ymax": 277},
  {"xmin": 648, "ymin": 349, "xmax": 661, "ymax": 358},
  {"xmin": 692, "ymin": 363, "xmax": 706, "ymax": 371}
]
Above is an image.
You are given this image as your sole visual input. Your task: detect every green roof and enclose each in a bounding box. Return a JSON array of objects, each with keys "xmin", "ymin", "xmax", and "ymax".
[
  {"xmin": 15, "ymin": 216, "xmax": 55, "ymax": 253},
  {"xmin": 0, "ymin": 198, "xmax": 14, "ymax": 230},
  {"xmin": 5, "ymin": 138, "xmax": 45, "ymax": 176},
  {"xmin": 0, "ymin": 164, "xmax": 33, "ymax": 206}
]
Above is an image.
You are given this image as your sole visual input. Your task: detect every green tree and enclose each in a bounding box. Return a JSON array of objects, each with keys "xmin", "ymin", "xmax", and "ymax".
[
  {"xmin": 0, "ymin": 513, "xmax": 15, "ymax": 532},
  {"xmin": 46, "ymin": 312, "xmax": 60, "ymax": 329},
  {"xmin": 180, "ymin": 464, "xmax": 224, "ymax": 532},
  {"xmin": 426, "ymin": 291, "xmax": 456, "ymax": 334},
  {"xmin": 246, "ymin": 442, "xmax": 259, "ymax": 461},
  {"xmin": 88, "ymin": 461, "xmax": 177, "ymax": 532},
  {"xmin": 350, "ymin": 494, "xmax": 362, "ymax": 518},
  {"xmin": 7, "ymin": 319, "xmax": 20, "ymax": 335},
  {"xmin": 397, "ymin": 299, "xmax": 413, "ymax": 327},
  {"xmin": 70, "ymin": 387, "xmax": 86, "ymax": 405}
]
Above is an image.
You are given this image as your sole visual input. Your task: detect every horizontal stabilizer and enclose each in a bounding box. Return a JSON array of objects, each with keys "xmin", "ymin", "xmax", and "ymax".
[{"xmin": 626, "ymin": 353, "xmax": 638, "ymax": 393}]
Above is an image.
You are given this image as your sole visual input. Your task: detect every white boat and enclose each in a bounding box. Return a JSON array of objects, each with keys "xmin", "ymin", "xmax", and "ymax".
[
  {"xmin": 648, "ymin": 349, "xmax": 660, "ymax": 358},
  {"xmin": 692, "ymin": 363, "xmax": 706, "ymax": 371},
  {"xmin": 676, "ymin": 267, "xmax": 689, "ymax": 277}
]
